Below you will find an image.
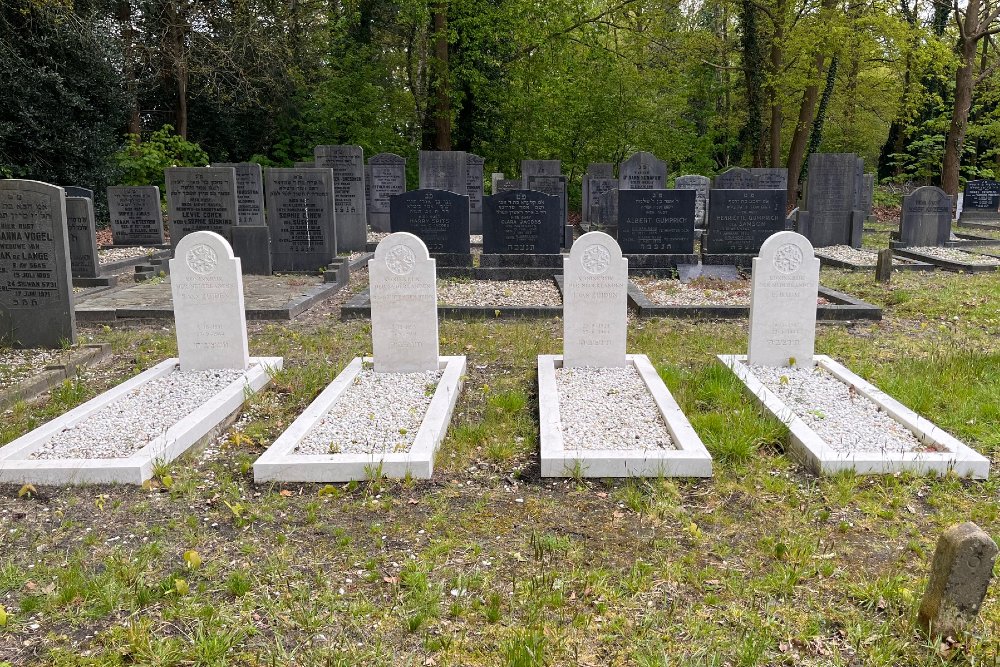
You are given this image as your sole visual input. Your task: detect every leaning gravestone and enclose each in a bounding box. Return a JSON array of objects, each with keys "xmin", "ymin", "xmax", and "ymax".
[
  {"xmin": 66, "ymin": 196, "xmax": 100, "ymax": 279},
  {"xmin": 165, "ymin": 167, "xmax": 240, "ymax": 246},
  {"xmin": 705, "ymin": 189, "xmax": 787, "ymax": 254},
  {"xmin": 714, "ymin": 167, "xmax": 754, "ymax": 189},
  {"xmin": 751, "ymin": 168, "xmax": 788, "ymax": 190},
  {"xmin": 960, "ymin": 180, "xmax": 1000, "ymax": 221},
  {"xmin": 369, "ymin": 153, "xmax": 407, "ymax": 232},
  {"xmin": 520, "ymin": 160, "xmax": 561, "ymax": 188},
  {"xmin": 63, "ymin": 186, "xmax": 94, "ymax": 200},
  {"xmin": 0, "ymin": 180, "xmax": 76, "ymax": 348},
  {"xmin": 170, "ymin": 231, "xmax": 250, "ymax": 371},
  {"xmin": 899, "ymin": 186, "xmax": 953, "ymax": 247},
  {"xmin": 619, "ymin": 152, "xmax": 667, "ymax": 190},
  {"xmin": 483, "ymin": 190, "xmax": 561, "ymax": 254},
  {"xmin": 419, "ymin": 151, "xmax": 469, "ymax": 195},
  {"xmin": 107, "ymin": 186, "xmax": 164, "ymax": 245},
  {"xmin": 617, "ymin": 190, "xmax": 696, "ymax": 254},
  {"xmin": 390, "ymin": 189, "xmax": 471, "ymax": 254},
  {"xmin": 314, "ymin": 145, "xmax": 366, "ymax": 252},
  {"xmin": 265, "ymin": 168, "xmax": 337, "ymax": 271},
  {"xmin": 211, "ymin": 162, "xmax": 265, "ymax": 226},
  {"xmin": 747, "ymin": 231, "xmax": 820, "ymax": 367},
  {"xmin": 799, "ymin": 153, "xmax": 864, "ymax": 248},
  {"xmin": 563, "ymin": 232, "xmax": 628, "ymax": 368},
  {"xmin": 675, "ymin": 175, "xmax": 710, "ymax": 227},
  {"xmin": 467, "ymin": 154, "xmax": 485, "ymax": 234},
  {"xmin": 370, "ymin": 232, "xmax": 439, "ymax": 372}
]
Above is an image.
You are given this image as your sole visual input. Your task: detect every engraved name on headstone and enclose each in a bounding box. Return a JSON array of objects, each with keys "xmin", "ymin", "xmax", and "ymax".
[
  {"xmin": 618, "ymin": 190, "xmax": 696, "ymax": 254},
  {"xmin": 314, "ymin": 145, "xmax": 366, "ymax": 251},
  {"xmin": 265, "ymin": 168, "xmax": 337, "ymax": 270},
  {"xmin": 369, "ymin": 153, "xmax": 407, "ymax": 233},
  {"xmin": 389, "ymin": 190, "xmax": 471, "ymax": 254},
  {"xmin": 107, "ymin": 186, "xmax": 164, "ymax": 245},
  {"xmin": 165, "ymin": 167, "xmax": 240, "ymax": 246},
  {"xmin": 211, "ymin": 162, "xmax": 265, "ymax": 226},
  {"xmin": 483, "ymin": 190, "xmax": 561, "ymax": 254}
]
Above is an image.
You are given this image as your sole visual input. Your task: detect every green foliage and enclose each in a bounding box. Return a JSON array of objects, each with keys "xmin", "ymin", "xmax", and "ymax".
[{"xmin": 114, "ymin": 126, "xmax": 208, "ymax": 188}]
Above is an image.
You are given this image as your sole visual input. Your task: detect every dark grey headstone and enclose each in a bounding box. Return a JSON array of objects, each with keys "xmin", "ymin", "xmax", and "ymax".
[
  {"xmin": 107, "ymin": 186, "xmax": 164, "ymax": 245},
  {"xmin": 230, "ymin": 226, "xmax": 272, "ymax": 275},
  {"xmin": 165, "ymin": 167, "xmax": 240, "ymax": 247},
  {"xmin": 364, "ymin": 165, "xmax": 372, "ymax": 222},
  {"xmin": 900, "ymin": 186, "xmax": 953, "ymax": 247},
  {"xmin": 525, "ymin": 174, "xmax": 567, "ymax": 229},
  {"xmin": 66, "ymin": 197, "xmax": 99, "ymax": 278},
  {"xmin": 618, "ymin": 190, "xmax": 696, "ymax": 254},
  {"xmin": 0, "ymin": 180, "xmax": 76, "ymax": 348},
  {"xmin": 63, "ymin": 186, "xmax": 94, "ymax": 200},
  {"xmin": 520, "ymin": 160, "xmax": 561, "ymax": 188},
  {"xmin": 751, "ymin": 168, "xmax": 788, "ymax": 190},
  {"xmin": 961, "ymin": 180, "xmax": 1000, "ymax": 220},
  {"xmin": 705, "ymin": 189, "xmax": 787, "ymax": 254},
  {"xmin": 419, "ymin": 151, "xmax": 469, "ymax": 195},
  {"xmin": 714, "ymin": 167, "xmax": 754, "ymax": 189},
  {"xmin": 582, "ymin": 164, "xmax": 615, "ymax": 224},
  {"xmin": 314, "ymin": 145, "xmax": 366, "ymax": 251},
  {"xmin": 483, "ymin": 190, "xmax": 561, "ymax": 254},
  {"xmin": 675, "ymin": 175, "xmax": 710, "ymax": 227},
  {"xmin": 801, "ymin": 153, "xmax": 863, "ymax": 248},
  {"xmin": 587, "ymin": 162, "xmax": 614, "ymax": 178},
  {"xmin": 369, "ymin": 153, "xmax": 407, "ymax": 232},
  {"xmin": 490, "ymin": 173, "xmax": 504, "ymax": 194},
  {"xmin": 467, "ymin": 154, "xmax": 485, "ymax": 234},
  {"xmin": 390, "ymin": 189, "xmax": 471, "ymax": 254},
  {"xmin": 495, "ymin": 179, "xmax": 520, "ymax": 193},
  {"xmin": 265, "ymin": 168, "xmax": 337, "ymax": 271},
  {"xmin": 619, "ymin": 152, "xmax": 667, "ymax": 190},
  {"xmin": 588, "ymin": 178, "xmax": 619, "ymax": 225},
  {"xmin": 211, "ymin": 162, "xmax": 265, "ymax": 226},
  {"xmin": 597, "ymin": 189, "xmax": 619, "ymax": 228}
]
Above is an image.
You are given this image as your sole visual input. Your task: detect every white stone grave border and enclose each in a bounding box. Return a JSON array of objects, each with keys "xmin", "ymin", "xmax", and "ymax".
[
  {"xmin": 0, "ymin": 357, "xmax": 282, "ymax": 486},
  {"xmin": 253, "ymin": 355, "xmax": 466, "ymax": 483},
  {"xmin": 538, "ymin": 354, "xmax": 713, "ymax": 478},
  {"xmin": 718, "ymin": 354, "xmax": 989, "ymax": 479}
]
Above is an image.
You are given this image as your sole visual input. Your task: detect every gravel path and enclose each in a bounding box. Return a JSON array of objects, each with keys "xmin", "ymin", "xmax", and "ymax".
[
  {"xmin": 908, "ymin": 246, "xmax": 1000, "ymax": 265},
  {"xmin": 438, "ymin": 279, "xmax": 562, "ymax": 306},
  {"xmin": 30, "ymin": 368, "xmax": 247, "ymax": 459},
  {"xmin": 367, "ymin": 232, "xmax": 389, "ymax": 244},
  {"xmin": 815, "ymin": 245, "xmax": 919, "ymax": 267},
  {"xmin": 295, "ymin": 369, "xmax": 441, "ymax": 455},
  {"xmin": 99, "ymin": 247, "xmax": 157, "ymax": 264},
  {"xmin": 749, "ymin": 363, "xmax": 931, "ymax": 454},
  {"xmin": 636, "ymin": 277, "xmax": 831, "ymax": 306},
  {"xmin": 556, "ymin": 366, "xmax": 675, "ymax": 451},
  {"xmin": 0, "ymin": 349, "xmax": 67, "ymax": 390}
]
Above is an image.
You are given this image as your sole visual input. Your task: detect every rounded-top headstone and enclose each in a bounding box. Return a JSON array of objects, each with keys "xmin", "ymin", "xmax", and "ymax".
[
  {"xmin": 748, "ymin": 231, "xmax": 820, "ymax": 368},
  {"xmin": 563, "ymin": 231, "xmax": 628, "ymax": 368},
  {"xmin": 169, "ymin": 231, "xmax": 249, "ymax": 371}
]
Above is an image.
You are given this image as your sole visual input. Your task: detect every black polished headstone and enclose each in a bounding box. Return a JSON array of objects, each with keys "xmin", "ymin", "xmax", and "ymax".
[
  {"xmin": 165, "ymin": 167, "xmax": 240, "ymax": 246},
  {"xmin": 66, "ymin": 197, "xmax": 99, "ymax": 278},
  {"xmin": 390, "ymin": 189, "xmax": 471, "ymax": 254},
  {"xmin": 314, "ymin": 145, "xmax": 366, "ymax": 251},
  {"xmin": 705, "ymin": 189, "xmax": 787, "ymax": 254},
  {"xmin": 900, "ymin": 186, "xmax": 953, "ymax": 247},
  {"xmin": 618, "ymin": 190, "xmax": 696, "ymax": 253},
  {"xmin": 107, "ymin": 186, "xmax": 164, "ymax": 245},
  {"xmin": 369, "ymin": 153, "xmax": 407, "ymax": 232},
  {"xmin": 211, "ymin": 162, "xmax": 265, "ymax": 226},
  {"xmin": 0, "ymin": 180, "xmax": 76, "ymax": 347},
  {"xmin": 483, "ymin": 190, "xmax": 560, "ymax": 254},
  {"xmin": 619, "ymin": 152, "xmax": 667, "ymax": 190},
  {"xmin": 713, "ymin": 167, "xmax": 754, "ymax": 189},
  {"xmin": 231, "ymin": 225, "xmax": 273, "ymax": 275},
  {"xmin": 265, "ymin": 168, "xmax": 337, "ymax": 271},
  {"xmin": 961, "ymin": 180, "xmax": 1000, "ymax": 220}
]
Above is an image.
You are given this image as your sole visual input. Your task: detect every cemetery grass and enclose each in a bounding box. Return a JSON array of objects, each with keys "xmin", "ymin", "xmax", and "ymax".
[{"xmin": 0, "ymin": 270, "xmax": 998, "ymax": 665}]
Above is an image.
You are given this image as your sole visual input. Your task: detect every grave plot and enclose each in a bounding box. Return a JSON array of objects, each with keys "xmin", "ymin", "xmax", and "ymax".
[
  {"xmin": 719, "ymin": 232, "xmax": 989, "ymax": 478},
  {"xmin": 892, "ymin": 246, "xmax": 1000, "ymax": 273},
  {"xmin": 255, "ymin": 233, "xmax": 464, "ymax": 482},
  {"xmin": 0, "ymin": 344, "xmax": 111, "ymax": 410},
  {"xmin": 814, "ymin": 245, "xmax": 934, "ymax": 272},
  {"xmin": 0, "ymin": 232, "xmax": 281, "ymax": 485},
  {"xmin": 538, "ymin": 232, "xmax": 712, "ymax": 478}
]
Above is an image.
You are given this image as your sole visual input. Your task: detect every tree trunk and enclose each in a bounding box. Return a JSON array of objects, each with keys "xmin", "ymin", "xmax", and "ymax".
[
  {"xmin": 941, "ymin": 0, "xmax": 982, "ymax": 197},
  {"xmin": 117, "ymin": 0, "xmax": 141, "ymax": 136},
  {"xmin": 785, "ymin": 51, "xmax": 824, "ymax": 205},
  {"xmin": 431, "ymin": 0, "xmax": 451, "ymax": 150},
  {"xmin": 165, "ymin": 0, "xmax": 188, "ymax": 138},
  {"xmin": 767, "ymin": 1, "xmax": 785, "ymax": 167},
  {"xmin": 739, "ymin": 0, "xmax": 766, "ymax": 166}
]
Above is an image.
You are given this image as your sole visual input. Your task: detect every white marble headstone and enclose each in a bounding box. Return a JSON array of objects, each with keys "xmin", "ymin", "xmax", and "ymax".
[
  {"xmin": 563, "ymin": 231, "xmax": 628, "ymax": 368},
  {"xmin": 370, "ymin": 233, "xmax": 439, "ymax": 373},
  {"xmin": 169, "ymin": 231, "xmax": 250, "ymax": 371},
  {"xmin": 748, "ymin": 231, "xmax": 820, "ymax": 367}
]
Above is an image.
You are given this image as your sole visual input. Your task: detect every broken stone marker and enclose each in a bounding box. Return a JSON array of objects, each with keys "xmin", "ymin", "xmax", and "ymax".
[
  {"xmin": 876, "ymin": 249, "xmax": 893, "ymax": 284},
  {"xmin": 917, "ymin": 522, "xmax": 997, "ymax": 638}
]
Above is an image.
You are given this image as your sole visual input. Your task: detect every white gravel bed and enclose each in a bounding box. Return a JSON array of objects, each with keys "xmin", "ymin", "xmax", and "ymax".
[
  {"xmin": 636, "ymin": 277, "xmax": 831, "ymax": 306},
  {"xmin": 556, "ymin": 366, "xmax": 674, "ymax": 451},
  {"xmin": 29, "ymin": 368, "xmax": 247, "ymax": 459},
  {"xmin": 295, "ymin": 369, "xmax": 441, "ymax": 455},
  {"xmin": 0, "ymin": 348, "xmax": 67, "ymax": 390},
  {"xmin": 99, "ymin": 246, "xmax": 157, "ymax": 264},
  {"xmin": 748, "ymin": 363, "xmax": 932, "ymax": 454},
  {"xmin": 367, "ymin": 232, "xmax": 389, "ymax": 244},
  {"xmin": 815, "ymin": 245, "xmax": 919, "ymax": 266},
  {"xmin": 438, "ymin": 279, "xmax": 562, "ymax": 306},
  {"xmin": 908, "ymin": 246, "xmax": 1000, "ymax": 265},
  {"xmin": 470, "ymin": 234, "xmax": 483, "ymax": 245}
]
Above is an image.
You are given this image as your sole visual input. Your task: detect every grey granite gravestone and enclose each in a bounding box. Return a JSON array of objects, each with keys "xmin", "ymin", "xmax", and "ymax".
[
  {"xmin": 230, "ymin": 226, "xmax": 272, "ymax": 276},
  {"xmin": 369, "ymin": 153, "xmax": 407, "ymax": 233},
  {"xmin": 751, "ymin": 168, "xmax": 788, "ymax": 190},
  {"xmin": 619, "ymin": 152, "xmax": 667, "ymax": 190},
  {"xmin": 66, "ymin": 196, "xmax": 100, "ymax": 278},
  {"xmin": 597, "ymin": 189, "xmax": 620, "ymax": 229},
  {"xmin": 419, "ymin": 151, "xmax": 469, "ymax": 195},
  {"xmin": 390, "ymin": 189, "xmax": 471, "ymax": 254},
  {"xmin": 588, "ymin": 178, "xmax": 619, "ymax": 228},
  {"xmin": 520, "ymin": 160, "xmax": 561, "ymax": 188},
  {"xmin": 265, "ymin": 168, "xmax": 337, "ymax": 271},
  {"xmin": 799, "ymin": 153, "xmax": 864, "ymax": 248},
  {"xmin": 63, "ymin": 186, "xmax": 94, "ymax": 200},
  {"xmin": 618, "ymin": 189, "xmax": 696, "ymax": 254},
  {"xmin": 526, "ymin": 174, "xmax": 567, "ymax": 226},
  {"xmin": 705, "ymin": 189, "xmax": 787, "ymax": 254},
  {"xmin": 211, "ymin": 162, "xmax": 265, "ymax": 226},
  {"xmin": 314, "ymin": 145, "xmax": 366, "ymax": 251},
  {"xmin": 675, "ymin": 175, "xmax": 710, "ymax": 228},
  {"xmin": 714, "ymin": 167, "xmax": 754, "ymax": 189},
  {"xmin": 467, "ymin": 154, "xmax": 485, "ymax": 234},
  {"xmin": 899, "ymin": 186, "xmax": 953, "ymax": 247},
  {"xmin": 483, "ymin": 190, "xmax": 561, "ymax": 254},
  {"xmin": 491, "ymin": 172, "xmax": 504, "ymax": 194},
  {"xmin": 960, "ymin": 180, "xmax": 1000, "ymax": 221},
  {"xmin": 364, "ymin": 165, "xmax": 372, "ymax": 223},
  {"xmin": 107, "ymin": 186, "xmax": 164, "ymax": 245},
  {"xmin": 583, "ymin": 164, "xmax": 615, "ymax": 223},
  {"xmin": 495, "ymin": 179, "xmax": 520, "ymax": 193},
  {"xmin": 0, "ymin": 180, "xmax": 76, "ymax": 348},
  {"xmin": 165, "ymin": 167, "xmax": 240, "ymax": 247}
]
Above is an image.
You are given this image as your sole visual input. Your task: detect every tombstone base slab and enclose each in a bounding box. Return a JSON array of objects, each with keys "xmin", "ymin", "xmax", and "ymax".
[
  {"xmin": 0, "ymin": 344, "xmax": 112, "ymax": 411},
  {"xmin": 624, "ymin": 254, "xmax": 700, "ymax": 276},
  {"xmin": 891, "ymin": 248, "xmax": 1000, "ymax": 273},
  {"xmin": 0, "ymin": 357, "xmax": 281, "ymax": 485},
  {"xmin": 701, "ymin": 252, "xmax": 755, "ymax": 269},
  {"xmin": 479, "ymin": 254, "xmax": 564, "ymax": 268},
  {"xmin": 718, "ymin": 354, "xmax": 989, "ymax": 478},
  {"xmin": 538, "ymin": 354, "xmax": 713, "ymax": 478},
  {"xmin": 431, "ymin": 253, "xmax": 474, "ymax": 267},
  {"xmin": 254, "ymin": 356, "xmax": 465, "ymax": 482},
  {"xmin": 72, "ymin": 276, "xmax": 119, "ymax": 288}
]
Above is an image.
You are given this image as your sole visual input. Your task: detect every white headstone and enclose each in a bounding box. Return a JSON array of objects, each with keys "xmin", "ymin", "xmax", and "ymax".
[
  {"xmin": 563, "ymin": 231, "xmax": 628, "ymax": 368},
  {"xmin": 748, "ymin": 231, "xmax": 820, "ymax": 368},
  {"xmin": 369, "ymin": 232, "xmax": 439, "ymax": 373},
  {"xmin": 169, "ymin": 231, "xmax": 250, "ymax": 371}
]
